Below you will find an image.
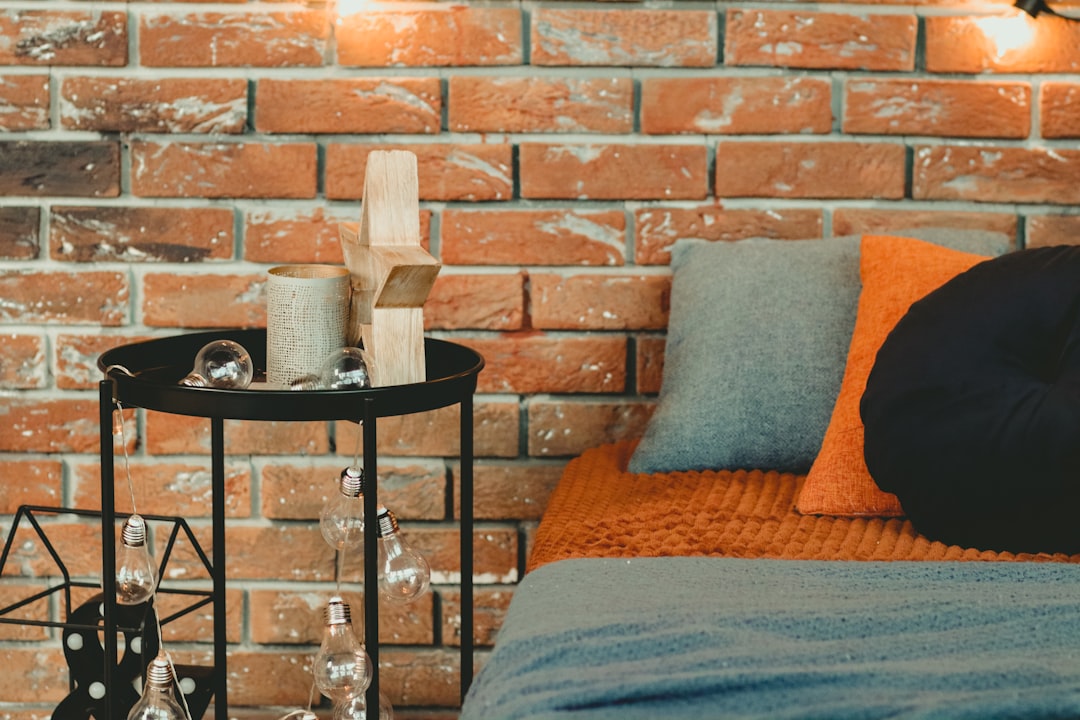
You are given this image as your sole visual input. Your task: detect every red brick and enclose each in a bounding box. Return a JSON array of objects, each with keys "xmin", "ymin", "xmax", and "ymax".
[
  {"xmin": 844, "ymin": 78, "xmax": 1030, "ymax": 138},
  {"xmin": 249, "ymin": 589, "xmax": 434, "ymax": 645},
  {"xmin": 336, "ymin": 6, "xmax": 522, "ymax": 67},
  {"xmin": 832, "ymin": 208, "xmax": 1019, "ymax": 242},
  {"xmin": 2, "ymin": 519, "xmax": 103, "ymax": 578},
  {"xmin": 462, "ymin": 335, "xmax": 628, "ymax": 394},
  {"xmin": 442, "ymin": 209, "xmax": 626, "ymax": 266},
  {"xmin": 70, "ymin": 460, "xmax": 252, "ymax": 518},
  {"xmin": 139, "ymin": 11, "xmax": 328, "ymax": 67},
  {"xmin": 0, "ymin": 74, "xmax": 49, "ymax": 130},
  {"xmin": 141, "ymin": 271, "xmax": 265, "ymax": 328},
  {"xmin": 531, "ymin": 274, "xmax": 670, "ymax": 330},
  {"xmin": 0, "ymin": 141, "xmax": 120, "ymax": 198},
  {"xmin": 259, "ymin": 461, "xmax": 447, "ymax": 521},
  {"xmin": 926, "ymin": 15, "xmax": 1080, "ymax": 74},
  {"xmin": 1027, "ymin": 215, "xmax": 1080, "ymax": 248},
  {"xmin": 256, "ymin": 78, "xmax": 441, "ymax": 134},
  {"xmin": 0, "ymin": 10, "xmax": 127, "ymax": 66},
  {"xmin": 441, "ymin": 586, "xmax": 513, "ymax": 647},
  {"xmin": 60, "ymin": 77, "xmax": 246, "ymax": 133},
  {"xmin": 244, "ymin": 206, "xmax": 348, "ymax": 264},
  {"xmin": 426, "ymin": 273, "xmax": 525, "ymax": 331},
  {"xmin": 528, "ymin": 399, "xmax": 654, "ymax": 457},
  {"xmin": 449, "ymin": 76, "xmax": 632, "ymax": 133},
  {"xmin": 156, "ymin": 587, "xmax": 243, "ymax": 644},
  {"xmin": 0, "ymin": 585, "xmax": 50, "ymax": 641},
  {"xmin": 55, "ymin": 333, "xmax": 154, "ymax": 390},
  {"xmin": 725, "ymin": 9, "xmax": 916, "ymax": 71},
  {"xmin": 131, "ymin": 141, "xmax": 317, "ymax": 199},
  {"xmin": 634, "ymin": 207, "xmax": 824, "ymax": 265},
  {"xmin": 642, "ymin": 76, "xmax": 832, "ymax": 135},
  {"xmin": 520, "ymin": 143, "xmax": 708, "ymax": 200},
  {"xmin": 366, "ymin": 648, "xmax": 462, "ymax": 708},
  {"xmin": 145, "ymin": 412, "xmax": 330, "ymax": 456},
  {"xmin": 913, "ymin": 145, "xmax": 1080, "ymax": 205},
  {"xmin": 0, "ymin": 399, "xmax": 102, "ymax": 453},
  {"xmin": 1041, "ymin": 82, "xmax": 1080, "ymax": 138},
  {"xmin": 326, "ymin": 143, "xmax": 513, "ymax": 201},
  {"xmin": 0, "ymin": 207, "xmax": 40, "ymax": 259},
  {"xmin": 636, "ymin": 336, "xmax": 665, "ymax": 394},
  {"xmin": 227, "ymin": 525, "xmax": 337, "ymax": 580},
  {"xmin": 0, "ymin": 459, "xmax": 62, "ymax": 512},
  {"xmin": 454, "ymin": 462, "xmax": 565, "ymax": 521},
  {"xmin": 532, "ymin": 9, "xmax": 716, "ymax": 67},
  {"xmin": 0, "ymin": 270, "xmax": 127, "ymax": 325},
  {"xmin": 0, "ymin": 334, "xmax": 47, "ymax": 389},
  {"xmin": 335, "ymin": 401, "xmax": 520, "ymax": 459},
  {"xmin": 715, "ymin": 141, "xmax": 906, "ymax": 199},
  {"xmin": 0, "ymin": 649, "xmax": 66, "ymax": 703},
  {"xmin": 51, "ymin": 206, "xmax": 234, "ymax": 262}
]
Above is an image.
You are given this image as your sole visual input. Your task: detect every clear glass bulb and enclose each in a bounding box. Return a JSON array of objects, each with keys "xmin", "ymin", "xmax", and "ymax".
[
  {"xmin": 376, "ymin": 507, "xmax": 430, "ymax": 604},
  {"xmin": 179, "ymin": 340, "xmax": 253, "ymax": 389},
  {"xmin": 117, "ymin": 514, "xmax": 158, "ymax": 605},
  {"xmin": 313, "ymin": 597, "xmax": 373, "ymax": 703},
  {"xmin": 320, "ymin": 467, "xmax": 365, "ymax": 551},
  {"xmin": 319, "ymin": 347, "xmax": 375, "ymax": 390},
  {"xmin": 334, "ymin": 690, "xmax": 394, "ymax": 720},
  {"xmin": 128, "ymin": 653, "xmax": 187, "ymax": 720}
]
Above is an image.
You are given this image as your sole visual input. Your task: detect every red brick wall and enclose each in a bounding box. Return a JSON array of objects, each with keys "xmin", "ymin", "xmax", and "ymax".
[{"xmin": 2, "ymin": 0, "xmax": 1080, "ymax": 716}]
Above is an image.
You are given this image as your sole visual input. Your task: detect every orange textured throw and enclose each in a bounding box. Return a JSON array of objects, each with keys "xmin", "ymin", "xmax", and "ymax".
[{"xmin": 526, "ymin": 442, "xmax": 1079, "ymax": 573}]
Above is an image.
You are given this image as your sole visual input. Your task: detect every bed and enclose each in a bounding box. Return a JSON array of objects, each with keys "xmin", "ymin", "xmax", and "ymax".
[{"xmin": 460, "ymin": 229, "xmax": 1080, "ymax": 719}]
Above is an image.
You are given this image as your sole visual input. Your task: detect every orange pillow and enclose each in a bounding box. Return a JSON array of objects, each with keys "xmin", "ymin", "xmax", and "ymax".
[{"xmin": 795, "ymin": 234, "xmax": 990, "ymax": 516}]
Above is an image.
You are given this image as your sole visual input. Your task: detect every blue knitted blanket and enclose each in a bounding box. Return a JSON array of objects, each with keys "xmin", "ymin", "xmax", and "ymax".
[{"xmin": 462, "ymin": 558, "xmax": 1080, "ymax": 720}]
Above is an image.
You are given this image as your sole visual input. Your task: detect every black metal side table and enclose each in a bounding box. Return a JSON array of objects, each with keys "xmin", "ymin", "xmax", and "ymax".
[{"xmin": 98, "ymin": 329, "xmax": 483, "ymax": 720}]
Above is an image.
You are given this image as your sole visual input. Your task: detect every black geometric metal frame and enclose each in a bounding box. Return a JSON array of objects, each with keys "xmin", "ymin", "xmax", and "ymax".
[{"xmin": 0, "ymin": 505, "xmax": 216, "ymax": 718}]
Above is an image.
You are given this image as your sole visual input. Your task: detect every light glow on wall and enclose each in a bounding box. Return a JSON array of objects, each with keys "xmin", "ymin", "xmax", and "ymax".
[{"xmin": 975, "ymin": 12, "xmax": 1039, "ymax": 57}]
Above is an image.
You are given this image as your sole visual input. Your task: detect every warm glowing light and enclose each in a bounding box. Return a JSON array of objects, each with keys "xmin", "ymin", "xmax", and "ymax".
[
  {"xmin": 335, "ymin": 0, "xmax": 384, "ymax": 18},
  {"xmin": 975, "ymin": 13, "xmax": 1039, "ymax": 57}
]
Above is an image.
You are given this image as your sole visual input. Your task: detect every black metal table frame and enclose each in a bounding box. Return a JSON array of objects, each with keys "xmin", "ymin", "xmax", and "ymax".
[{"xmin": 98, "ymin": 328, "xmax": 483, "ymax": 720}]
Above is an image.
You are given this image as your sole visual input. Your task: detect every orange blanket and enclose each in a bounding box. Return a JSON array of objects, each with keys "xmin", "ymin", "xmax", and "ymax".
[{"xmin": 527, "ymin": 441, "xmax": 1079, "ymax": 573}]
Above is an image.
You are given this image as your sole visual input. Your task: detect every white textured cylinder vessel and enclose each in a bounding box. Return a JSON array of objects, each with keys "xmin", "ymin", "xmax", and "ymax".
[{"xmin": 266, "ymin": 265, "xmax": 350, "ymax": 386}]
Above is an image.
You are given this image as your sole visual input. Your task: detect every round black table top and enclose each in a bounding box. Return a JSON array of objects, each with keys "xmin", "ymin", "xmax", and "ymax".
[{"xmin": 98, "ymin": 329, "xmax": 484, "ymax": 421}]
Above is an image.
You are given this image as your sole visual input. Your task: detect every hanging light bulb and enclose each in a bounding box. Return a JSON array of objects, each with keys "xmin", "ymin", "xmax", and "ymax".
[
  {"xmin": 313, "ymin": 596, "xmax": 373, "ymax": 703},
  {"xmin": 290, "ymin": 346, "xmax": 376, "ymax": 391},
  {"xmin": 376, "ymin": 506, "xmax": 431, "ymax": 604},
  {"xmin": 320, "ymin": 466, "xmax": 366, "ymax": 551},
  {"xmin": 117, "ymin": 514, "xmax": 158, "ymax": 605},
  {"xmin": 128, "ymin": 652, "xmax": 188, "ymax": 720},
  {"xmin": 179, "ymin": 340, "xmax": 254, "ymax": 389},
  {"xmin": 334, "ymin": 690, "xmax": 394, "ymax": 720}
]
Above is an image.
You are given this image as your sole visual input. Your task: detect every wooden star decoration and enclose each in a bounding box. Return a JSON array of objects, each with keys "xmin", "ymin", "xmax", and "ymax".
[{"xmin": 339, "ymin": 150, "xmax": 441, "ymax": 387}]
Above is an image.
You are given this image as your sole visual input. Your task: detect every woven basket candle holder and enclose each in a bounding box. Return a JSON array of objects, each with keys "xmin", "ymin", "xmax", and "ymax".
[{"xmin": 266, "ymin": 264, "xmax": 350, "ymax": 387}]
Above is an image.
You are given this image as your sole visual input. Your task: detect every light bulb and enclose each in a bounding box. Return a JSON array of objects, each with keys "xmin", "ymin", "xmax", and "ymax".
[
  {"xmin": 179, "ymin": 340, "xmax": 253, "ymax": 389},
  {"xmin": 313, "ymin": 597, "xmax": 373, "ymax": 703},
  {"xmin": 291, "ymin": 347, "xmax": 376, "ymax": 391},
  {"xmin": 277, "ymin": 712, "xmax": 318, "ymax": 720},
  {"xmin": 320, "ymin": 346, "xmax": 375, "ymax": 390},
  {"xmin": 128, "ymin": 652, "xmax": 187, "ymax": 720},
  {"xmin": 320, "ymin": 467, "xmax": 366, "ymax": 551},
  {"xmin": 334, "ymin": 690, "xmax": 394, "ymax": 720},
  {"xmin": 376, "ymin": 507, "xmax": 430, "ymax": 604},
  {"xmin": 117, "ymin": 514, "xmax": 158, "ymax": 605}
]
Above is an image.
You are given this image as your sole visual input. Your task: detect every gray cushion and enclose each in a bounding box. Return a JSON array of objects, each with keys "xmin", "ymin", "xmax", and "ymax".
[{"xmin": 628, "ymin": 228, "xmax": 1013, "ymax": 475}]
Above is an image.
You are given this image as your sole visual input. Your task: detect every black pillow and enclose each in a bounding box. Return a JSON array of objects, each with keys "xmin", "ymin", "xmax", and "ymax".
[{"xmin": 861, "ymin": 245, "xmax": 1080, "ymax": 555}]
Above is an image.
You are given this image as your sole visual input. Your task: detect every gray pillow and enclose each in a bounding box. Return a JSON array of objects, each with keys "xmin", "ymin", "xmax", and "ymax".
[{"xmin": 628, "ymin": 228, "xmax": 1013, "ymax": 475}]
